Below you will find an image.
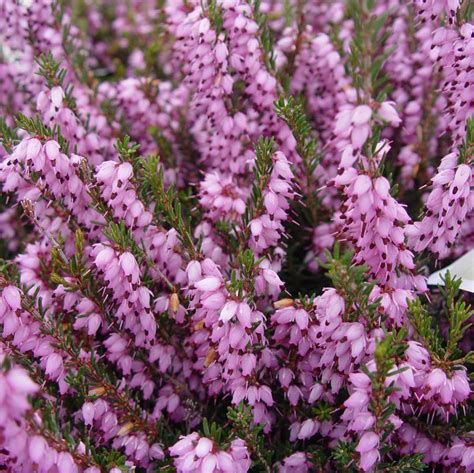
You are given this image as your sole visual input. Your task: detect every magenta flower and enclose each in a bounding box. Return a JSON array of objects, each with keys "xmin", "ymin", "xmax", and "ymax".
[{"xmin": 0, "ymin": 0, "xmax": 473, "ymax": 471}]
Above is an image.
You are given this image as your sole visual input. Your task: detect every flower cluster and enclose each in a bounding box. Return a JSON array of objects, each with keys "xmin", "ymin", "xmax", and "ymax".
[
  {"xmin": 0, "ymin": 0, "xmax": 473, "ymax": 472},
  {"xmin": 169, "ymin": 433, "xmax": 251, "ymax": 473}
]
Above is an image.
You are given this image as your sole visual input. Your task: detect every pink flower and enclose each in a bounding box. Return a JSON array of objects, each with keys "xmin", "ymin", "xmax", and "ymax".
[
  {"xmin": 170, "ymin": 433, "xmax": 250, "ymax": 473},
  {"xmin": 356, "ymin": 432, "xmax": 379, "ymax": 453},
  {"xmin": 378, "ymin": 101, "xmax": 401, "ymax": 125},
  {"xmin": 356, "ymin": 432, "xmax": 380, "ymax": 471},
  {"xmin": 82, "ymin": 402, "xmax": 95, "ymax": 426},
  {"xmin": 28, "ymin": 436, "xmax": 47, "ymax": 464},
  {"xmin": 352, "ymin": 105, "xmax": 372, "ymax": 125},
  {"xmin": 3, "ymin": 285, "xmax": 21, "ymax": 310}
]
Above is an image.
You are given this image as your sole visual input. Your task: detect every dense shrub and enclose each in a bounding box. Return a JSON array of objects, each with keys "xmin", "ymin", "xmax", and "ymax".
[{"xmin": 0, "ymin": 0, "xmax": 473, "ymax": 471}]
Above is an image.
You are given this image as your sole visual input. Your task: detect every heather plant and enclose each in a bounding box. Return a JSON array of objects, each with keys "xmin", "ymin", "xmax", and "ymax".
[{"xmin": 0, "ymin": 0, "xmax": 473, "ymax": 472}]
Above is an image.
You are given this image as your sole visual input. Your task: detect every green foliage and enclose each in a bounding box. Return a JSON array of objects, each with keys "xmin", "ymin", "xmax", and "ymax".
[
  {"xmin": 14, "ymin": 113, "xmax": 69, "ymax": 153},
  {"xmin": 457, "ymin": 0, "xmax": 474, "ymax": 25},
  {"xmin": 0, "ymin": 117, "xmax": 18, "ymax": 153},
  {"xmin": 311, "ymin": 401, "xmax": 333, "ymax": 422},
  {"xmin": 139, "ymin": 154, "xmax": 162, "ymax": 199},
  {"xmin": 323, "ymin": 244, "xmax": 381, "ymax": 325},
  {"xmin": 139, "ymin": 154, "xmax": 199, "ymax": 259},
  {"xmin": 36, "ymin": 51, "xmax": 68, "ymax": 88},
  {"xmin": 36, "ymin": 52, "xmax": 77, "ymax": 112},
  {"xmin": 273, "ymin": 93, "xmax": 323, "ymax": 288},
  {"xmin": 367, "ymin": 331, "xmax": 408, "ymax": 433},
  {"xmin": 116, "ymin": 135, "xmax": 141, "ymax": 166},
  {"xmin": 379, "ymin": 454, "xmax": 426, "ymax": 472},
  {"xmin": 408, "ymin": 296, "xmax": 444, "ymax": 356},
  {"xmin": 459, "ymin": 116, "xmax": 474, "ymax": 164},
  {"xmin": 201, "ymin": 0, "xmax": 223, "ymax": 35},
  {"xmin": 331, "ymin": 440, "xmax": 358, "ymax": 472},
  {"xmin": 346, "ymin": 0, "xmax": 394, "ymax": 101},
  {"xmin": 227, "ymin": 403, "xmax": 271, "ymax": 472},
  {"xmin": 282, "ymin": 0, "xmax": 294, "ymax": 27},
  {"xmin": 148, "ymin": 127, "xmax": 176, "ymax": 166},
  {"xmin": 274, "ymin": 96, "xmax": 318, "ymax": 173},
  {"xmin": 201, "ymin": 417, "xmax": 225, "ymax": 444},
  {"xmin": 374, "ymin": 330, "xmax": 408, "ymax": 369},
  {"xmin": 275, "ymin": 95, "xmax": 320, "ymax": 225},
  {"xmin": 243, "ymin": 137, "xmax": 274, "ymax": 228},
  {"xmin": 277, "ymin": 0, "xmax": 306, "ymax": 91},
  {"xmin": 49, "ymin": 229, "xmax": 86, "ymax": 289},
  {"xmin": 74, "ymin": 228, "xmax": 84, "ymax": 262},
  {"xmin": 226, "ymin": 249, "xmax": 267, "ymax": 305},
  {"xmin": 103, "ymin": 221, "xmax": 139, "ymax": 254},
  {"xmin": 357, "ymin": 332, "xmax": 424, "ymax": 472},
  {"xmin": 53, "ymin": 0, "xmax": 97, "ymax": 89},
  {"xmin": 0, "ymin": 354, "xmax": 12, "ymax": 371},
  {"xmin": 251, "ymin": 0, "xmax": 276, "ymax": 72},
  {"xmin": 408, "ymin": 272, "xmax": 474, "ymax": 370}
]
